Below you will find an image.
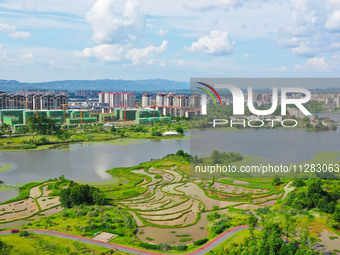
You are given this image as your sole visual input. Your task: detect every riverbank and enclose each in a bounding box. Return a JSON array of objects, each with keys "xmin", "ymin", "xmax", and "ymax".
[{"xmin": 0, "ymin": 132, "xmax": 186, "ymax": 151}]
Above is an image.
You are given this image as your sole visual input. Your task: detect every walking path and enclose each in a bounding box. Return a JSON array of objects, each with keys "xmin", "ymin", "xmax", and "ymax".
[{"xmin": 0, "ymin": 225, "xmax": 255, "ymax": 255}]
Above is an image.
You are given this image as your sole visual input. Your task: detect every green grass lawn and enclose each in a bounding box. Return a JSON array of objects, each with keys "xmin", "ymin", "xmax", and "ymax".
[
  {"xmin": 0, "ymin": 233, "xmax": 118, "ymax": 255},
  {"xmin": 23, "ymin": 205, "xmax": 137, "ymax": 246},
  {"xmin": 210, "ymin": 229, "xmax": 261, "ymax": 254}
]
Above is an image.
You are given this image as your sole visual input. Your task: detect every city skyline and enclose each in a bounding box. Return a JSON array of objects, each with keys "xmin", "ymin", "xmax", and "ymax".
[{"xmin": 1, "ymin": 0, "xmax": 340, "ymax": 84}]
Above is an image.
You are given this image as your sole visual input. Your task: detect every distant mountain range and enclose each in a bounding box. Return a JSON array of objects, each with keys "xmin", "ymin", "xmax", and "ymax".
[
  {"xmin": 0, "ymin": 79, "xmax": 189, "ymax": 92},
  {"xmin": 0, "ymin": 79, "xmax": 340, "ymax": 93}
]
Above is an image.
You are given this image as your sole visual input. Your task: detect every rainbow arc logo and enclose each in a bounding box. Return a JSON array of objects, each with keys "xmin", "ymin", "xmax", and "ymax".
[{"xmin": 196, "ymin": 82, "xmax": 223, "ymax": 106}]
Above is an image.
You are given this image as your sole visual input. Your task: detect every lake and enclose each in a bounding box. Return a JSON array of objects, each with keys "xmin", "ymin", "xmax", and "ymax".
[{"xmin": 0, "ymin": 113, "xmax": 339, "ymax": 198}]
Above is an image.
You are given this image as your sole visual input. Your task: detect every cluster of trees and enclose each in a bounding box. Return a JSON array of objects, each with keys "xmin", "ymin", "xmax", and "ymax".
[
  {"xmin": 0, "ymin": 240, "xmax": 11, "ymax": 255},
  {"xmin": 286, "ymin": 179, "xmax": 340, "ymax": 221},
  {"xmin": 27, "ymin": 116, "xmax": 60, "ymax": 135},
  {"xmin": 210, "ymin": 150, "xmax": 243, "ymax": 164},
  {"xmin": 0, "ymin": 123, "xmax": 12, "ymax": 136},
  {"xmin": 164, "ymin": 150, "xmax": 191, "ymax": 162},
  {"xmin": 220, "ymin": 222, "xmax": 317, "ymax": 255},
  {"xmin": 207, "ymin": 212, "xmax": 232, "ymax": 235},
  {"xmin": 59, "ymin": 183, "xmax": 105, "ymax": 208}
]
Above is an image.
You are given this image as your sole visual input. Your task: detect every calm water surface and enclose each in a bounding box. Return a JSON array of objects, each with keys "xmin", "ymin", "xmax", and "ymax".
[{"xmin": 0, "ymin": 113, "xmax": 338, "ymax": 187}]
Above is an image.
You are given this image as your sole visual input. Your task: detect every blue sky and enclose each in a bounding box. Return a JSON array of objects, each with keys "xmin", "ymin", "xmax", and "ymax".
[{"xmin": 1, "ymin": 0, "xmax": 340, "ymax": 83}]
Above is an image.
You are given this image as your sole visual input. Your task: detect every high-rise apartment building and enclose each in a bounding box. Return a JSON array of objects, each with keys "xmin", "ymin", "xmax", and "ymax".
[
  {"xmin": 99, "ymin": 92, "xmax": 135, "ymax": 108},
  {"xmin": 142, "ymin": 94, "xmax": 151, "ymax": 107},
  {"xmin": 156, "ymin": 93, "xmax": 165, "ymax": 106},
  {"xmin": 0, "ymin": 93, "xmax": 68, "ymax": 110}
]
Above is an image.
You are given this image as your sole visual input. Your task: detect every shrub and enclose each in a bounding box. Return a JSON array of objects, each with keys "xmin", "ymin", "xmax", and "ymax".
[
  {"xmin": 19, "ymin": 231, "xmax": 30, "ymax": 237},
  {"xmin": 173, "ymin": 244, "xmax": 188, "ymax": 251},
  {"xmin": 194, "ymin": 238, "xmax": 208, "ymax": 246}
]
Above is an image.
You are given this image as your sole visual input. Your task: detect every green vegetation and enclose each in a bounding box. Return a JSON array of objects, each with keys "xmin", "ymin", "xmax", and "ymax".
[
  {"xmin": 139, "ymin": 242, "xmax": 188, "ymax": 251},
  {"xmin": 59, "ymin": 183, "xmax": 105, "ymax": 208},
  {"xmin": 0, "ymin": 232, "xmax": 114, "ymax": 255},
  {"xmin": 0, "ymin": 117, "xmax": 189, "ymax": 150},
  {"xmin": 193, "ymin": 238, "xmax": 208, "ymax": 245},
  {"xmin": 0, "ymin": 151, "xmax": 337, "ymax": 254},
  {"xmin": 25, "ymin": 204, "xmax": 136, "ymax": 241},
  {"xmin": 285, "ymin": 179, "xmax": 340, "ymax": 223},
  {"xmin": 3, "ymin": 181, "xmax": 43, "ymax": 204},
  {"xmin": 27, "ymin": 116, "xmax": 60, "ymax": 135},
  {"xmin": 207, "ymin": 211, "xmax": 248, "ymax": 236},
  {"xmin": 191, "ymin": 150, "xmax": 243, "ymax": 165},
  {"xmin": 306, "ymin": 102, "xmax": 325, "ymax": 113},
  {"xmin": 211, "ymin": 222, "xmax": 313, "ymax": 255},
  {"xmin": 191, "ymin": 104, "xmax": 337, "ymax": 131},
  {"xmin": 0, "ymin": 239, "xmax": 11, "ymax": 255}
]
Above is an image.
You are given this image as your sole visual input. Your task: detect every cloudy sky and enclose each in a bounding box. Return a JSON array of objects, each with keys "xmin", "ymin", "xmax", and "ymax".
[{"xmin": 1, "ymin": 0, "xmax": 340, "ymax": 82}]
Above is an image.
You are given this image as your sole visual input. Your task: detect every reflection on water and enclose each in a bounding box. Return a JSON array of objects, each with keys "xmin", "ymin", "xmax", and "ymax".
[{"xmin": 0, "ymin": 139, "xmax": 190, "ymax": 185}]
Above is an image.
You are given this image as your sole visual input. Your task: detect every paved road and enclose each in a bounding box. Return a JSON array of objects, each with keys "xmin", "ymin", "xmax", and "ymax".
[{"xmin": 0, "ymin": 225, "xmax": 256, "ymax": 255}]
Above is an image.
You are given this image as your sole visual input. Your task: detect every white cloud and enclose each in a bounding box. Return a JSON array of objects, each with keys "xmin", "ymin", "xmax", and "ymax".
[
  {"xmin": 126, "ymin": 40, "xmax": 168, "ymax": 65},
  {"xmin": 0, "ymin": 22, "xmax": 31, "ymax": 39},
  {"xmin": 278, "ymin": 0, "xmax": 340, "ymax": 56},
  {"xmin": 243, "ymin": 53, "xmax": 255, "ymax": 58},
  {"xmin": 75, "ymin": 44, "xmax": 125, "ymax": 62},
  {"xmin": 159, "ymin": 29, "xmax": 168, "ymax": 36},
  {"xmin": 22, "ymin": 53, "xmax": 34, "ymax": 59},
  {"xmin": 177, "ymin": 59, "xmax": 185, "ymax": 66},
  {"xmin": 185, "ymin": 30, "xmax": 235, "ymax": 55},
  {"xmin": 76, "ymin": 40, "xmax": 168, "ymax": 64},
  {"xmin": 184, "ymin": 0, "xmax": 243, "ymax": 11},
  {"xmin": 325, "ymin": 11, "xmax": 340, "ymax": 31},
  {"xmin": 294, "ymin": 57, "xmax": 330, "ymax": 72},
  {"xmin": 86, "ymin": 0, "xmax": 145, "ymax": 44},
  {"xmin": 290, "ymin": 43, "xmax": 314, "ymax": 57},
  {"xmin": 278, "ymin": 66, "xmax": 287, "ymax": 71}
]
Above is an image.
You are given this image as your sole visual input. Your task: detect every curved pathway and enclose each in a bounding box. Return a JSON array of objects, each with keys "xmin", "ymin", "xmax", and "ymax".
[
  {"xmin": 281, "ymin": 181, "xmax": 294, "ymax": 200},
  {"xmin": 0, "ymin": 225, "xmax": 255, "ymax": 255}
]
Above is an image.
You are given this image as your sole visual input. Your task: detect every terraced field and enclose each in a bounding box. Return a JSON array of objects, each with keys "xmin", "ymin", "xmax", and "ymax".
[
  {"xmin": 117, "ymin": 166, "xmax": 286, "ymax": 244},
  {"xmin": 0, "ymin": 179, "xmax": 69, "ymax": 223}
]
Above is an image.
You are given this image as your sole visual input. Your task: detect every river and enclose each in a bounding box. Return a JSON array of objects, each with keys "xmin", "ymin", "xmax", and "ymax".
[{"xmin": 0, "ymin": 113, "xmax": 339, "ymax": 201}]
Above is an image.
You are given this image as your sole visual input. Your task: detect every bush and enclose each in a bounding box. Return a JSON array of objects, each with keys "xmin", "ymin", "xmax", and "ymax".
[
  {"xmin": 272, "ymin": 177, "xmax": 282, "ymax": 186},
  {"xmin": 19, "ymin": 231, "xmax": 29, "ymax": 237},
  {"xmin": 207, "ymin": 212, "xmax": 220, "ymax": 221},
  {"xmin": 292, "ymin": 179, "xmax": 306, "ymax": 187},
  {"xmin": 194, "ymin": 238, "xmax": 208, "ymax": 245},
  {"xmin": 173, "ymin": 244, "xmax": 188, "ymax": 251},
  {"xmin": 139, "ymin": 242, "xmax": 159, "ymax": 250}
]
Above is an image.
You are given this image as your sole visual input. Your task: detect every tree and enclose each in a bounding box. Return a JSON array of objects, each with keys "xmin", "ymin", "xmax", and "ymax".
[
  {"xmin": 59, "ymin": 183, "xmax": 105, "ymax": 208},
  {"xmin": 211, "ymin": 150, "xmax": 222, "ymax": 164},
  {"xmin": 176, "ymin": 150, "xmax": 185, "ymax": 157},
  {"xmin": 272, "ymin": 177, "xmax": 282, "ymax": 186},
  {"xmin": 298, "ymin": 225, "xmax": 319, "ymax": 252},
  {"xmin": 248, "ymin": 213, "xmax": 258, "ymax": 238},
  {"xmin": 175, "ymin": 126, "xmax": 184, "ymax": 134},
  {"xmin": 292, "ymin": 179, "xmax": 305, "ymax": 187},
  {"xmin": 0, "ymin": 240, "xmax": 12, "ymax": 255},
  {"xmin": 0, "ymin": 123, "xmax": 11, "ymax": 137},
  {"xmin": 27, "ymin": 116, "xmax": 60, "ymax": 135},
  {"xmin": 282, "ymin": 213, "xmax": 297, "ymax": 243}
]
